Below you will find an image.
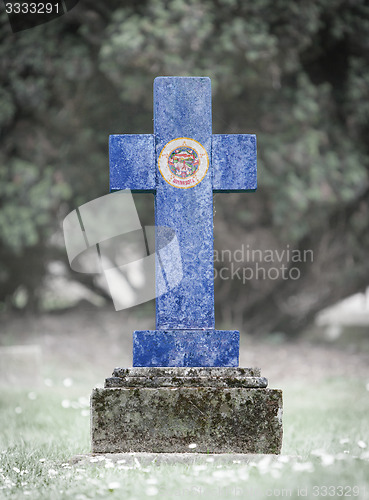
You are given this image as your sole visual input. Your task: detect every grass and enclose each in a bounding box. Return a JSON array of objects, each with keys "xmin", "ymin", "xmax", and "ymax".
[{"xmin": 1, "ymin": 377, "xmax": 369, "ymax": 499}]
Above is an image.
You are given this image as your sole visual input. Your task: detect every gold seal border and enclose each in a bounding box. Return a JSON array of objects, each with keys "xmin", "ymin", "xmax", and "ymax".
[{"xmin": 158, "ymin": 137, "xmax": 209, "ymax": 189}]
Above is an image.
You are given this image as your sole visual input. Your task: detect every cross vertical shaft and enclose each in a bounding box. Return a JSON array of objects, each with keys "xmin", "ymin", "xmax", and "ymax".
[{"xmin": 154, "ymin": 77, "xmax": 214, "ymax": 330}]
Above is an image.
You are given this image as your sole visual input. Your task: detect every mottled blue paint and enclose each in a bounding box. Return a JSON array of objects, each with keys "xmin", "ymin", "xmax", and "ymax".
[
  {"xmin": 110, "ymin": 134, "xmax": 155, "ymax": 192},
  {"xmin": 109, "ymin": 76, "xmax": 257, "ymax": 367},
  {"xmin": 213, "ymin": 134, "xmax": 257, "ymax": 192},
  {"xmin": 154, "ymin": 77, "xmax": 214, "ymax": 330},
  {"xmin": 133, "ymin": 330, "xmax": 239, "ymax": 367}
]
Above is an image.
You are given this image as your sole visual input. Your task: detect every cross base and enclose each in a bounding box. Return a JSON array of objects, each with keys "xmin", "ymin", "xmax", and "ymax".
[
  {"xmin": 91, "ymin": 367, "xmax": 283, "ymax": 454},
  {"xmin": 133, "ymin": 330, "xmax": 239, "ymax": 367}
]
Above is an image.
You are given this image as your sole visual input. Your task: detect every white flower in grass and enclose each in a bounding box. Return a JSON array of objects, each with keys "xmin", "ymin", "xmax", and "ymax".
[
  {"xmin": 4, "ymin": 477, "xmax": 14, "ymax": 487},
  {"xmin": 61, "ymin": 400, "xmax": 70, "ymax": 409},
  {"xmin": 24, "ymin": 491, "xmax": 31, "ymax": 496},
  {"xmin": 339, "ymin": 438, "xmax": 349, "ymax": 444},
  {"xmin": 193, "ymin": 465, "xmax": 207, "ymax": 472},
  {"xmin": 321, "ymin": 454, "xmax": 335, "ymax": 466},
  {"xmin": 116, "ymin": 459, "xmax": 126, "ymax": 464},
  {"xmin": 27, "ymin": 392, "xmax": 37, "ymax": 400},
  {"xmin": 311, "ymin": 449, "xmax": 325, "ymax": 457},
  {"xmin": 63, "ymin": 378, "xmax": 73, "ymax": 387},
  {"xmin": 256, "ymin": 455, "xmax": 272, "ymax": 473},
  {"xmin": 81, "ymin": 410, "xmax": 89, "ymax": 417},
  {"xmin": 206, "ymin": 457, "xmax": 214, "ymax": 463},
  {"xmin": 15, "ymin": 407, "xmax": 22, "ymax": 414},
  {"xmin": 188, "ymin": 443, "xmax": 197, "ymax": 449},
  {"xmin": 48, "ymin": 469, "xmax": 58, "ymax": 477},
  {"xmin": 13, "ymin": 467, "xmax": 20, "ymax": 473},
  {"xmin": 88, "ymin": 479, "xmax": 100, "ymax": 486},
  {"xmin": 146, "ymin": 486, "xmax": 159, "ymax": 496},
  {"xmin": 358, "ymin": 440, "xmax": 367, "ymax": 449},
  {"xmin": 238, "ymin": 467, "xmax": 249, "ymax": 481},
  {"xmin": 146, "ymin": 477, "xmax": 158, "ymax": 485},
  {"xmin": 78, "ymin": 396, "xmax": 89, "ymax": 407},
  {"xmin": 108, "ymin": 482, "xmax": 121, "ymax": 491},
  {"xmin": 272, "ymin": 461, "xmax": 283, "ymax": 470},
  {"xmin": 212, "ymin": 469, "xmax": 227, "ymax": 478},
  {"xmin": 89, "ymin": 458, "xmax": 99, "ymax": 463},
  {"xmin": 39, "ymin": 459, "xmax": 46, "ymax": 463},
  {"xmin": 104, "ymin": 462, "xmax": 114, "ymax": 469},
  {"xmin": 336, "ymin": 453, "xmax": 349, "ymax": 460},
  {"xmin": 292, "ymin": 462, "xmax": 314, "ymax": 472},
  {"xmin": 271, "ymin": 468, "xmax": 281, "ymax": 479}
]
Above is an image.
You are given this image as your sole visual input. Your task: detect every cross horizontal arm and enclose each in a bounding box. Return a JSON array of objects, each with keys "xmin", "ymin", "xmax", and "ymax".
[
  {"xmin": 109, "ymin": 134, "xmax": 156, "ymax": 192},
  {"xmin": 212, "ymin": 134, "xmax": 257, "ymax": 192}
]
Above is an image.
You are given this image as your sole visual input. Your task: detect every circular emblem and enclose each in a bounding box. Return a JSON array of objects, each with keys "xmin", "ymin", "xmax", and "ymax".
[{"xmin": 158, "ymin": 137, "xmax": 209, "ymax": 189}]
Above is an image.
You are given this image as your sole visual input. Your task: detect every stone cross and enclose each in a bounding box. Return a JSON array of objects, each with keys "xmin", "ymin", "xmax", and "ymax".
[{"xmin": 109, "ymin": 77, "xmax": 256, "ymax": 367}]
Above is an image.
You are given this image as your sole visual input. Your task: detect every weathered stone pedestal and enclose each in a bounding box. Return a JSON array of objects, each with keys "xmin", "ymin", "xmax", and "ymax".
[{"xmin": 91, "ymin": 367, "xmax": 283, "ymax": 454}]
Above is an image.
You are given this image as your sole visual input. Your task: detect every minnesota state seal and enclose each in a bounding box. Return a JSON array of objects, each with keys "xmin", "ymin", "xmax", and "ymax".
[{"xmin": 158, "ymin": 137, "xmax": 209, "ymax": 189}]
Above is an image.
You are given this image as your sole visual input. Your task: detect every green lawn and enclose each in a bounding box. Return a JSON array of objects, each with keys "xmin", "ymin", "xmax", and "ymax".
[{"xmin": 0, "ymin": 378, "xmax": 369, "ymax": 499}]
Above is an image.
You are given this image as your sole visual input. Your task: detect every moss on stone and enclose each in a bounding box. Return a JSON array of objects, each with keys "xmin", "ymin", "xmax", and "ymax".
[{"xmin": 91, "ymin": 385, "xmax": 283, "ymax": 454}]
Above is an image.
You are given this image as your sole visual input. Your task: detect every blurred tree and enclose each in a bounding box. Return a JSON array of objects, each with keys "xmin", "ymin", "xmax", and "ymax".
[{"xmin": 0, "ymin": 0, "xmax": 368, "ymax": 333}]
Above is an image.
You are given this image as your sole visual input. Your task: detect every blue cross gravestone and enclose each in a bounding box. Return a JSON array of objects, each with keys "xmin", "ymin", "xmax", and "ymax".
[
  {"xmin": 91, "ymin": 77, "xmax": 283, "ymax": 454},
  {"xmin": 109, "ymin": 76, "xmax": 256, "ymax": 367}
]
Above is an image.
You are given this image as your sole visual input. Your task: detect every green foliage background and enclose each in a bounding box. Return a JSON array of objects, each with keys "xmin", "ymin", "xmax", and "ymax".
[{"xmin": 0, "ymin": 0, "xmax": 368, "ymax": 333}]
